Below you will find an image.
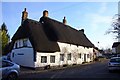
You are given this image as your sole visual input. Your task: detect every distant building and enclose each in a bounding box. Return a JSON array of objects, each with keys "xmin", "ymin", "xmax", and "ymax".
[
  {"xmin": 7, "ymin": 8, "xmax": 96, "ymax": 68},
  {"xmin": 112, "ymin": 42, "xmax": 120, "ymax": 54}
]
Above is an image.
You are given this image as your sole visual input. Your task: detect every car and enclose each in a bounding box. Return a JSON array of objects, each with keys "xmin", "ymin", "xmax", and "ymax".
[
  {"xmin": 117, "ymin": 54, "xmax": 120, "ymax": 57},
  {"xmin": 108, "ymin": 57, "xmax": 120, "ymax": 72},
  {"xmin": 0, "ymin": 60, "xmax": 20, "ymax": 80}
]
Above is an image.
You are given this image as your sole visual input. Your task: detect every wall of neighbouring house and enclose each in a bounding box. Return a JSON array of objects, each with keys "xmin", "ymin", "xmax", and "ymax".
[
  {"xmin": 11, "ymin": 38, "xmax": 35, "ymax": 68},
  {"xmin": 116, "ymin": 44, "xmax": 120, "ymax": 54},
  {"xmin": 112, "ymin": 47, "xmax": 116, "ymax": 53}
]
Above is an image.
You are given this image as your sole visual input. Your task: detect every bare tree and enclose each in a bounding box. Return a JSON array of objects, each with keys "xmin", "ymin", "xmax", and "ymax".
[{"xmin": 106, "ymin": 14, "xmax": 120, "ymax": 40}]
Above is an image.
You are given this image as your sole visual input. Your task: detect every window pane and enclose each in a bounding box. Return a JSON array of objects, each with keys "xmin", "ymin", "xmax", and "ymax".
[
  {"xmin": 79, "ymin": 54, "xmax": 81, "ymax": 58},
  {"xmin": 87, "ymin": 54, "xmax": 89, "ymax": 58},
  {"xmin": 50, "ymin": 56, "xmax": 55, "ymax": 63},
  {"xmin": 15, "ymin": 42, "xmax": 17, "ymax": 48},
  {"xmin": 41, "ymin": 56, "xmax": 47, "ymax": 63},
  {"xmin": 23, "ymin": 39, "xmax": 27, "ymax": 47},
  {"xmin": 12, "ymin": 52, "xmax": 14, "ymax": 58},
  {"xmin": 67, "ymin": 54, "xmax": 71, "ymax": 60},
  {"xmin": 60, "ymin": 54, "xmax": 64, "ymax": 61}
]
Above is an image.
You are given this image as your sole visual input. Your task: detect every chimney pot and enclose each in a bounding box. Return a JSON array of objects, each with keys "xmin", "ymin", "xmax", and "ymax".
[
  {"xmin": 21, "ymin": 8, "xmax": 28, "ymax": 24},
  {"xmin": 43, "ymin": 10, "xmax": 48, "ymax": 17},
  {"xmin": 63, "ymin": 16, "xmax": 67, "ymax": 25}
]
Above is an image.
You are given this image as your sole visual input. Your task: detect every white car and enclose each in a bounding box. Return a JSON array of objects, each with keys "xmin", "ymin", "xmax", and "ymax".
[
  {"xmin": 108, "ymin": 57, "xmax": 120, "ymax": 72},
  {"xmin": 0, "ymin": 60, "xmax": 20, "ymax": 80}
]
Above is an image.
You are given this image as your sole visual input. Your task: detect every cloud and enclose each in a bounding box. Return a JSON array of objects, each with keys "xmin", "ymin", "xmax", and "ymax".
[
  {"xmin": 85, "ymin": 3, "xmax": 112, "ymax": 31},
  {"xmin": 98, "ymin": 3, "xmax": 107, "ymax": 14},
  {"xmin": 87, "ymin": 14, "xmax": 112, "ymax": 31}
]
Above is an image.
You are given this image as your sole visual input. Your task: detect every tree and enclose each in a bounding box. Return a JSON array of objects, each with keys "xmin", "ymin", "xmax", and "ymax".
[
  {"xmin": 106, "ymin": 14, "xmax": 120, "ymax": 40},
  {"xmin": 0, "ymin": 23, "xmax": 10, "ymax": 55},
  {"xmin": 0, "ymin": 29, "xmax": 2, "ymax": 57}
]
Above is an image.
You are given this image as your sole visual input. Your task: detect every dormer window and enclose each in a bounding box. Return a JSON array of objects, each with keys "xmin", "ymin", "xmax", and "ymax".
[{"xmin": 23, "ymin": 39, "xmax": 28, "ymax": 47}]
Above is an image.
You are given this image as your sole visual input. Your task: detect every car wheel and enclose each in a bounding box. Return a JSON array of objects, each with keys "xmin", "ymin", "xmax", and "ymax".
[{"xmin": 7, "ymin": 73, "xmax": 18, "ymax": 80}]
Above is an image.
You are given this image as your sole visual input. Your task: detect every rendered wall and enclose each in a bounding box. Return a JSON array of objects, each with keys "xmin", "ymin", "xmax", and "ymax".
[{"xmin": 11, "ymin": 39, "xmax": 35, "ymax": 68}]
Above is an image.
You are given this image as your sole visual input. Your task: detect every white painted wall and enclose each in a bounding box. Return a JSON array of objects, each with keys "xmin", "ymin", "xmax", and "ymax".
[
  {"xmin": 112, "ymin": 48, "xmax": 116, "ymax": 53},
  {"xmin": 35, "ymin": 42, "xmax": 94, "ymax": 68},
  {"xmin": 57, "ymin": 42, "xmax": 94, "ymax": 65},
  {"xmin": 11, "ymin": 38, "xmax": 35, "ymax": 68},
  {"xmin": 10, "ymin": 39, "xmax": 94, "ymax": 68}
]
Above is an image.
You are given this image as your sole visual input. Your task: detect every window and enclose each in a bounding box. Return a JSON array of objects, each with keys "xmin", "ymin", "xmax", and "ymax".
[
  {"xmin": 19, "ymin": 40, "xmax": 21, "ymax": 47},
  {"xmin": 60, "ymin": 54, "xmax": 64, "ymax": 61},
  {"xmin": 50, "ymin": 55, "xmax": 55, "ymax": 63},
  {"xmin": 2, "ymin": 61, "xmax": 13, "ymax": 67},
  {"xmin": 12, "ymin": 52, "xmax": 14, "ymax": 58},
  {"xmin": 41, "ymin": 56, "xmax": 47, "ymax": 63},
  {"xmin": 79, "ymin": 54, "xmax": 81, "ymax": 58},
  {"xmin": 23, "ymin": 39, "xmax": 27, "ymax": 47},
  {"xmin": 15, "ymin": 42, "xmax": 17, "ymax": 48},
  {"xmin": 87, "ymin": 54, "xmax": 90, "ymax": 58},
  {"xmin": 67, "ymin": 54, "xmax": 71, "ymax": 60}
]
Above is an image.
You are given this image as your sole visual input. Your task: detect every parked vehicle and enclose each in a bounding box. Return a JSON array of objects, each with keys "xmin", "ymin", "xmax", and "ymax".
[
  {"xmin": 108, "ymin": 57, "xmax": 120, "ymax": 72},
  {"xmin": 0, "ymin": 60, "xmax": 20, "ymax": 80},
  {"xmin": 117, "ymin": 54, "xmax": 120, "ymax": 57}
]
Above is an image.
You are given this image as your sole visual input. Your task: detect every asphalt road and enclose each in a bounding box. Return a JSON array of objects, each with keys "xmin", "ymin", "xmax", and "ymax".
[{"xmin": 19, "ymin": 59, "xmax": 120, "ymax": 79}]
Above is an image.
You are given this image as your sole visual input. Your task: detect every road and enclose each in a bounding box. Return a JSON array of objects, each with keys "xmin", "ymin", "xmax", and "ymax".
[{"xmin": 19, "ymin": 59, "xmax": 120, "ymax": 79}]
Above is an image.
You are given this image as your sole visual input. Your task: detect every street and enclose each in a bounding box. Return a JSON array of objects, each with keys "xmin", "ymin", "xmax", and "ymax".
[{"xmin": 19, "ymin": 59, "xmax": 120, "ymax": 79}]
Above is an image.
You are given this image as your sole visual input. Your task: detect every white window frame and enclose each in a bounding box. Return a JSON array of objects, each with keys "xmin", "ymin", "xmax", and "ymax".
[
  {"xmin": 50, "ymin": 55, "xmax": 55, "ymax": 63},
  {"xmin": 41, "ymin": 56, "xmax": 47, "ymax": 63},
  {"xmin": 60, "ymin": 54, "xmax": 64, "ymax": 61}
]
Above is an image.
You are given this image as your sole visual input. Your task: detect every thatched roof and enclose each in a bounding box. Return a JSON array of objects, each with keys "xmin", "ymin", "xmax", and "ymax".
[
  {"xmin": 10, "ymin": 16, "xmax": 94, "ymax": 53},
  {"xmin": 12, "ymin": 19, "xmax": 60, "ymax": 52},
  {"xmin": 40, "ymin": 17, "xmax": 94, "ymax": 47}
]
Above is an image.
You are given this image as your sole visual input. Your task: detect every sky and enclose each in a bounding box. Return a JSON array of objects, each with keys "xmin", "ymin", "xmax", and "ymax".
[{"xmin": 1, "ymin": 1, "xmax": 118, "ymax": 49}]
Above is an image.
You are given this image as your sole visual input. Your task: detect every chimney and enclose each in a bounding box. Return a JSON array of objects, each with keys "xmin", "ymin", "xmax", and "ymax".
[
  {"xmin": 63, "ymin": 16, "xmax": 67, "ymax": 25},
  {"xmin": 21, "ymin": 8, "xmax": 28, "ymax": 24},
  {"xmin": 79, "ymin": 29, "xmax": 84, "ymax": 33},
  {"xmin": 43, "ymin": 10, "xmax": 48, "ymax": 17}
]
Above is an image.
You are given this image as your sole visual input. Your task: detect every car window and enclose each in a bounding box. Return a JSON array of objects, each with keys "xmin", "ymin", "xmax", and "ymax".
[
  {"xmin": 2, "ymin": 61, "xmax": 13, "ymax": 67},
  {"xmin": 110, "ymin": 58, "xmax": 120, "ymax": 62},
  {"xmin": 117, "ymin": 55, "xmax": 120, "ymax": 57}
]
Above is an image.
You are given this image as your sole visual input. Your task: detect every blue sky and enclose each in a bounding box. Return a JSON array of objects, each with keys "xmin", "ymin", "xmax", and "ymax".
[{"xmin": 1, "ymin": 2, "xmax": 118, "ymax": 49}]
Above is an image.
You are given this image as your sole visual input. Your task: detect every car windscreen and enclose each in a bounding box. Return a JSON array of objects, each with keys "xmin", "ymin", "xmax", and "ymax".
[
  {"xmin": 110, "ymin": 58, "xmax": 120, "ymax": 62},
  {"xmin": 2, "ymin": 61, "xmax": 14, "ymax": 67}
]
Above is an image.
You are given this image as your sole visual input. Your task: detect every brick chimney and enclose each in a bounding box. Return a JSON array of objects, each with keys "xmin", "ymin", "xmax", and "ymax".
[
  {"xmin": 43, "ymin": 10, "xmax": 48, "ymax": 17},
  {"xmin": 21, "ymin": 8, "xmax": 28, "ymax": 24},
  {"xmin": 63, "ymin": 16, "xmax": 67, "ymax": 25}
]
